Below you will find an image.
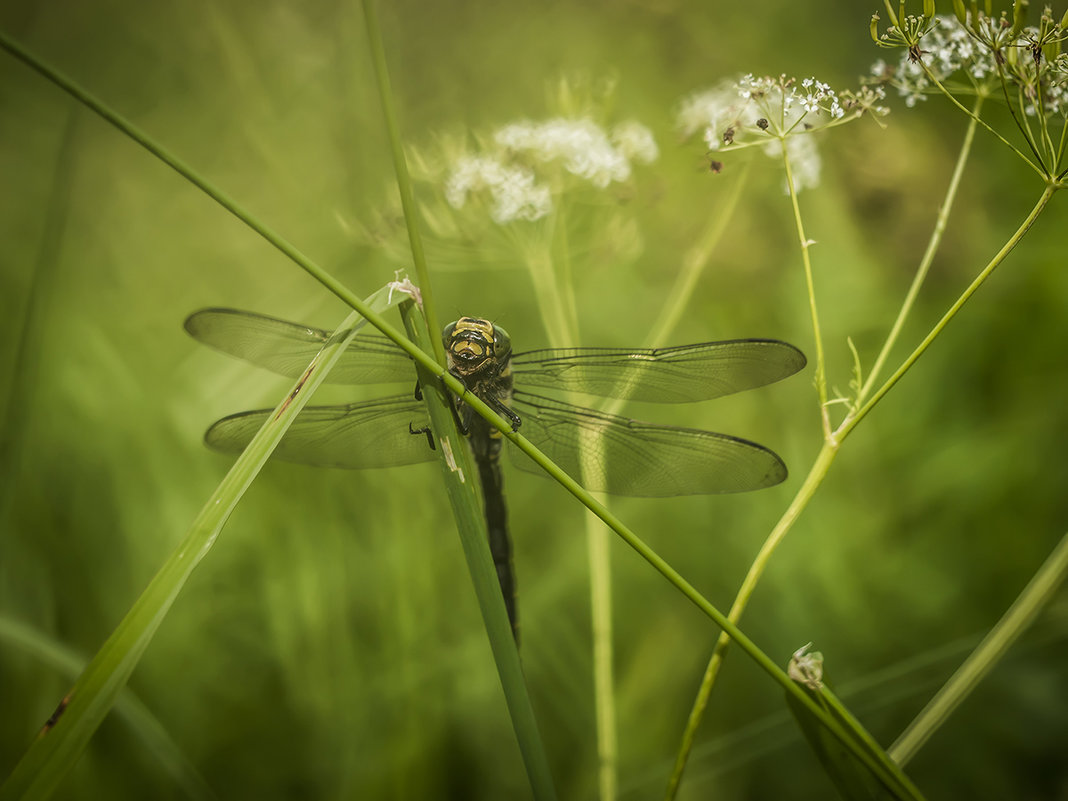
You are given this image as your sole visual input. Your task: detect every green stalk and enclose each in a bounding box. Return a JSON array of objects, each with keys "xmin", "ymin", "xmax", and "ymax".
[
  {"xmin": 992, "ymin": 58, "xmax": 1047, "ymax": 172},
  {"xmin": 399, "ymin": 305, "xmax": 558, "ymax": 800},
  {"xmin": 856, "ymin": 99, "xmax": 981, "ymax": 404},
  {"xmin": 361, "ymin": 7, "xmax": 559, "ymax": 790},
  {"xmin": 523, "ymin": 238, "xmax": 578, "ymax": 348},
  {"xmin": 0, "ymin": 108, "xmax": 78, "ymax": 527},
  {"xmin": 923, "ymin": 66, "xmax": 1043, "ymax": 177},
  {"xmin": 0, "ymin": 295, "xmax": 400, "ymax": 800},
  {"xmin": 840, "ymin": 181, "xmax": 1057, "ymax": 438},
  {"xmin": 585, "ymin": 511, "xmax": 617, "ymax": 801},
  {"xmin": 780, "ymin": 144, "xmax": 831, "ymax": 438},
  {"xmin": 0, "ymin": 30, "xmax": 421, "ymax": 372},
  {"xmin": 361, "ymin": 0, "xmax": 445, "ymax": 364},
  {"xmin": 0, "ymin": 615, "xmax": 215, "ymax": 800},
  {"xmin": 815, "ymin": 683, "xmax": 929, "ymax": 800},
  {"xmin": 889, "ymin": 531, "xmax": 1068, "ymax": 765},
  {"xmin": 663, "ymin": 443, "xmax": 838, "ymax": 800},
  {"xmin": 590, "ymin": 165, "xmax": 750, "ymax": 801}
]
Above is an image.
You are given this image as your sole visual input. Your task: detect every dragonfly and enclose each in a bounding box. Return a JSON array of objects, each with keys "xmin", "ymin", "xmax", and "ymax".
[{"xmin": 185, "ymin": 308, "xmax": 807, "ymax": 643}]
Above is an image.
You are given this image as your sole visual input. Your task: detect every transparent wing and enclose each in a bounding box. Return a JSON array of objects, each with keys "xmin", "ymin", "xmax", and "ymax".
[
  {"xmin": 509, "ymin": 392, "xmax": 787, "ymax": 496},
  {"xmin": 204, "ymin": 395, "xmax": 434, "ymax": 469},
  {"xmin": 185, "ymin": 307, "xmax": 414, "ymax": 385},
  {"xmin": 512, "ymin": 340, "xmax": 806, "ymax": 403}
]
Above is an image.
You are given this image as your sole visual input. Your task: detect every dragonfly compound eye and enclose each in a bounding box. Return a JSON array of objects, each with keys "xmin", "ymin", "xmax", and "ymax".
[{"xmin": 453, "ymin": 340, "xmax": 488, "ymax": 362}]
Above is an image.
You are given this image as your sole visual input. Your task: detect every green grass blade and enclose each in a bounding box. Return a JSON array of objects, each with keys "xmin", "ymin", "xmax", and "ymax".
[
  {"xmin": 785, "ymin": 649, "xmax": 927, "ymax": 801},
  {"xmin": 0, "ymin": 287, "xmax": 402, "ymax": 801},
  {"xmin": 786, "ymin": 692, "xmax": 892, "ymax": 801},
  {"xmin": 786, "ymin": 690, "xmax": 892, "ymax": 801},
  {"xmin": 0, "ymin": 614, "xmax": 216, "ymax": 801},
  {"xmin": 889, "ymin": 530, "xmax": 1068, "ymax": 765},
  {"xmin": 399, "ymin": 303, "xmax": 558, "ymax": 801},
  {"xmin": 0, "ymin": 30, "xmax": 414, "ymax": 361}
]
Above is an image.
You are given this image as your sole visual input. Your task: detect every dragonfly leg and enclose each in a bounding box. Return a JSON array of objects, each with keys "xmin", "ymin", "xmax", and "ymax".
[
  {"xmin": 408, "ymin": 422, "xmax": 435, "ymax": 451},
  {"xmin": 485, "ymin": 395, "xmax": 522, "ymax": 432}
]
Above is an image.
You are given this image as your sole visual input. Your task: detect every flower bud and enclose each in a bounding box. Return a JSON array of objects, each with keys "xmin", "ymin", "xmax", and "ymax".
[
  {"xmin": 881, "ymin": 0, "xmax": 899, "ymax": 28},
  {"xmin": 952, "ymin": 0, "xmax": 969, "ymax": 27},
  {"xmin": 1011, "ymin": 0, "xmax": 1028, "ymax": 37}
]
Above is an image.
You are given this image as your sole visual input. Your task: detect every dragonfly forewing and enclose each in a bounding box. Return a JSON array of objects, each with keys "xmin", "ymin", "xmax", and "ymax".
[
  {"xmin": 509, "ymin": 393, "xmax": 787, "ymax": 496},
  {"xmin": 185, "ymin": 308, "xmax": 415, "ymax": 385},
  {"xmin": 512, "ymin": 340, "xmax": 806, "ymax": 403}
]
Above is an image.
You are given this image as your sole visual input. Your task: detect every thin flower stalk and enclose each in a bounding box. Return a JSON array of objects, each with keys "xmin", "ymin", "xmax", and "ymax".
[{"xmin": 667, "ymin": 32, "xmax": 1063, "ymax": 792}]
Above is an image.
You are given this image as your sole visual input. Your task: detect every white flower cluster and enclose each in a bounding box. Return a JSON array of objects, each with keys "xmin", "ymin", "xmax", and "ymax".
[
  {"xmin": 444, "ymin": 157, "xmax": 551, "ymax": 224},
  {"xmin": 676, "ymin": 74, "xmax": 850, "ymax": 192},
  {"xmin": 677, "ymin": 74, "xmax": 846, "ymax": 153},
  {"xmin": 444, "ymin": 117, "xmax": 658, "ymax": 224},
  {"xmin": 872, "ymin": 16, "xmax": 998, "ymax": 107},
  {"xmin": 1042, "ymin": 55, "xmax": 1068, "ymax": 117},
  {"xmin": 676, "ymin": 82, "xmax": 760, "ymax": 142}
]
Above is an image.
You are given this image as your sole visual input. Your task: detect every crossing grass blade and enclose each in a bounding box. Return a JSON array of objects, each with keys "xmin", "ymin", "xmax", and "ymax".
[{"xmin": 0, "ymin": 287, "xmax": 403, "ymax": 801}]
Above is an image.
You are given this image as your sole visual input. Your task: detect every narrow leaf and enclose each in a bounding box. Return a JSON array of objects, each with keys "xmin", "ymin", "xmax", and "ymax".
[
  {"xmin": 0, "ymin": 286, "xmax": 403, "ymax": 801},
  {"xmin": 785, "ymin": 645, "xmax": 924, "ymax": 801}
]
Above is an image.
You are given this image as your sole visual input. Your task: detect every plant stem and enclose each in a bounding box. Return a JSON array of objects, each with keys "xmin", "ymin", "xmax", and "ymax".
[
  {"xmin": 889, "ymin": 532, "xmax": 1068, "ymax": 765},
  {"xmin": 400, "ymin": 306, "xmax": 558, "ymax": 800},
  {"xmin": 586, "ymin": 514, "xmax": 617, "ymax": 801},
  {"xmin": 924, "ymin": 67, "xmax": 1043, "ymax": 177},
  {"xmin": 839, "ymin": 181, "xmax": 1058, "ymax": 438},
  {"xmin": 361, "ymin": 0, "xmax": 445, "ymax": 363},
  {"xmin": 0, "ymin": 29, "xmax": 426, "ymax": 370},
  {"xmin": 664, "ymin": 442, "xmax": 838, "ymax": 800},
  {"xmin": 857, "ymin": 98, "xmax": 981, "ymax": 405},
  {"xmin": 781, "ymin": 144, "xmax": 831, "ymax": 438}
]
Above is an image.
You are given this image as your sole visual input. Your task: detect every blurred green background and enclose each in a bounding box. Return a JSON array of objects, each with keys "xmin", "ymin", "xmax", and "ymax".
[{"xmin": 2, "ymin": 1, "xmax": 1067, "ymax": 799}]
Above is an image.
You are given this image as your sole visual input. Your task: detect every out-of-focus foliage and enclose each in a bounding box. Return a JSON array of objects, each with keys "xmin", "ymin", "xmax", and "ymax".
[{"xmin": 1, "ymin": 1, "xmax": 1066, "ymax": 799}]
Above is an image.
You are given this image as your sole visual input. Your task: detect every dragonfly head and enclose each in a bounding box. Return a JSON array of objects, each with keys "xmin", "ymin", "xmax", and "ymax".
[{"xmin": 443, "ymin": 317, "xmax": 512, "ymax": 375}]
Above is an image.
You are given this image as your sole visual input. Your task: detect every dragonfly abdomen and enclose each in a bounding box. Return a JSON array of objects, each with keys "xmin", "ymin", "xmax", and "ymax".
[{"xmin": 472, "ymin": 431, "xmax": 518, "ymax": 643}]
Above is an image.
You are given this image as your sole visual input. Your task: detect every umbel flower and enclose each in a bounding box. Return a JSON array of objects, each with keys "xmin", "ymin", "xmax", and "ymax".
[
  {"xmin": 871, "ymin": 9, "xmax": 1068, "ymax": 117},
  {"xmin": 676, "ymin": 74, "xmax": 887, "ymax": 192},
  {"xmin": 444, "ymin": 117, "xmax": 658, "ymax": 224},
  {"xmin": 871, "ymin": 15, "xmax": 999, "ymax": 107}
]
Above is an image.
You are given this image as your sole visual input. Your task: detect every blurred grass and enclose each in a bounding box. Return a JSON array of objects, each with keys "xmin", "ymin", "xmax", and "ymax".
[{"xmin": 2, "ymin": 1, "xmax": 1067, "ymax": 799}]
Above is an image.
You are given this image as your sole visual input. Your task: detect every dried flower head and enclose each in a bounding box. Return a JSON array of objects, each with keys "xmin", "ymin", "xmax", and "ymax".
[{"xmin": 788, "ymin": 643, "xmax": 825, "ymax": 691}]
